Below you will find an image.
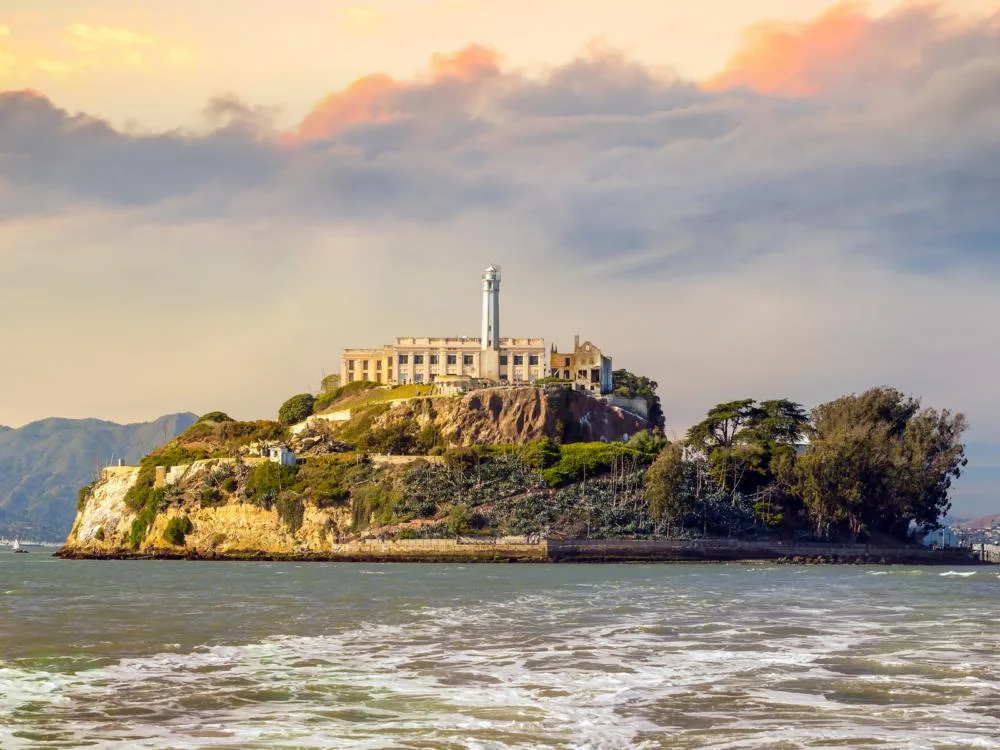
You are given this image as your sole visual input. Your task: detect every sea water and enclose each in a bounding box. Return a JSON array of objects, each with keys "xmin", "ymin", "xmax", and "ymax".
[{"xmin": 1, "ymin": 551, "xmax": 998, "ymax": 748}]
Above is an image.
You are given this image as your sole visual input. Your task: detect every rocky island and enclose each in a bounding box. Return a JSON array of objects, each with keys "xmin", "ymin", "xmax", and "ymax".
[{"xmin": 59, "ymin": 379, "xmax": 979, "ymax": 565}]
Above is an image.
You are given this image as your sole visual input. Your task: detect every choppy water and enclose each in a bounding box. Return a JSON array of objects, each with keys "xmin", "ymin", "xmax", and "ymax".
[{"xmin": 1, "ymin": 551, "xmax": 998, "ymax": 749}]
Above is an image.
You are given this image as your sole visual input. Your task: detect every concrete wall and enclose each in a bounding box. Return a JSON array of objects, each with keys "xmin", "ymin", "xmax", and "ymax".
[
  {"xmin": 604, "ymin": 394, "xmax": 649, "ymax": 421},
  {"xmin": 546, "ymin": 539, "xmax": 979, "ymax": 563}
]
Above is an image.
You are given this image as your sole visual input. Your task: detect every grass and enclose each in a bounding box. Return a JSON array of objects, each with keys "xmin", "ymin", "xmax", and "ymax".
[{"xmin": 316, "ymin": 383, "xmax": 437, "ymax": 414}]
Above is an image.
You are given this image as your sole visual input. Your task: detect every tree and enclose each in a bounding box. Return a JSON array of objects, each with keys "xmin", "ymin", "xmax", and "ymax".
[
  {"xmin": 278, "ymin": 393, "xmax": 316, "ymax": 426},
  {"xmin": 320, "ymin": 373, "xmax": 341, "ymax": 393},
  {"xmin": 447, "ymin": 503, "xmax": 473, "ymax": 536},
  {"xmin": 644, "ymin": 444, "xmax": 696, "ymax": 533},
  {"xmin": 793, "ymin": 387, "xmax": 967, "ymax": 540},
  {"xmin": 612, "ymin": 369, "xmax": 665, "ymax": 431},
  {"xmin": 686, "ymin": 399, "xmax": 809, "ymax": 497}
]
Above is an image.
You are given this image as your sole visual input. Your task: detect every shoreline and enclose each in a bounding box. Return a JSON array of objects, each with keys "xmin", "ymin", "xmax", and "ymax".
[{"xmin": 53, "ymin": 542, "xmax": 989, "ymax": 566}]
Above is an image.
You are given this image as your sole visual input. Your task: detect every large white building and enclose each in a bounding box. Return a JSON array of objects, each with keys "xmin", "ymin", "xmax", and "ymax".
[{"xmin": 341, "ymin": 266, "xmax": 547, "ymax": 386}]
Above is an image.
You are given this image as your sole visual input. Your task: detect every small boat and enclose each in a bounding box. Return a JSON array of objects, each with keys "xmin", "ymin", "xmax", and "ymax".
[{"xmin": 12, "ymin": 538, "xmax": 27, "ymax": 553}]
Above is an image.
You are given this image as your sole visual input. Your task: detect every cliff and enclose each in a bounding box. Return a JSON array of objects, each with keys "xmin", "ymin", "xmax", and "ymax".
[{"xmin": 321, "ymin": 385, "xmax": 648, "ymax": 447}]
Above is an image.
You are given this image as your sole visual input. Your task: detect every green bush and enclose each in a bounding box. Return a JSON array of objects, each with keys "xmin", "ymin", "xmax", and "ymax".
[
  {"xmin": 94, "ymin": 527, "xmax": 105, "ymax": 541},
  {"xmin": 361, "ymin": 421, "xmax": 418, "ymax": 454},
  {"xmin": 313, "ymin": 389, "xmax": 342, "ymax": 412},
  {"xmin": 542, "ymin": 442, "xmax": 638, "ymax": 487},
  {"xmin": 245, "ymin": 462, "xmax": 299, "ymax": 505},
  {"xmin": 77, "ymin": 483, "xmax": 94, "ymax": 511},
  {"xmin": 163, "ymin": 515, "xmax": 194, "ymax": 546},
  {"xmin": 200, "ymin": 486, "xmax": 225, "ymax": 508},
  {"xmin": 521, "ymin": 437, "xmax": 561, "ymax": 469},
  {"xmin": 350, "ymin": 483, "xmax": 400, "ymax": 531},
  {"xmin": 276, "ymin": 494, "xmax": 306, "ymax": 533},
  {"xmin": 197, "ymin": 411, "xmax": 234, "ymax": 424},
  {"xmin": 222, "ymin": 477, "xmax": 238, "ymax": 493},
  {"xmin": 278, "ymin": 394, "xmax": 316, "ymax": 426},
  {"xmin": 320, "ymin": 373, "xmax": 341, "ymax": 393},
  {"xmin": 447, "ymin": 503, "xmax": 473, "ymax": 535}
]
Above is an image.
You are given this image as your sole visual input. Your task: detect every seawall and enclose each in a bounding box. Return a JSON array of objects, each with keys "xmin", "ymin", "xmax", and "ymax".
[{"xmin": 56, "ymin": 536, "xmax": 983, "ymax": 564}]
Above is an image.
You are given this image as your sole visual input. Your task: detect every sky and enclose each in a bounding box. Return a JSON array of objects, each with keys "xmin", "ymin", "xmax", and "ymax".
[{"xmin": 1, "ymin": 0, "xmax": 999, "ymax": 514}]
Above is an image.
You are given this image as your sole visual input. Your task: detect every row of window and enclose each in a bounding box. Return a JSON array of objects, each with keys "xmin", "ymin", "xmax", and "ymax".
[
  {"xmin": 401, "ymin": 374, "xmax": 541, "ymax": 385},
  {"xmin": 397, "ymin": 354, "xmax": 539, "ymax": 366}
]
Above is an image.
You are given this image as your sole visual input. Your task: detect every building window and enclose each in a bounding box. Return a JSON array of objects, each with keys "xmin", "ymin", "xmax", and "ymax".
[
  {"xmin": 348, "ymin": 373, "xmax": 355, "ymax": 382},
  {"xmin": 514, "ymin": 355, "xmax": 524, "ymax": 366},
  {"xmin": 591, "ymin": 369, "xmax": 601, "ymax": 383},
  {"xmin": 398, "ymin": 355, "xmax": 409, "ymax": 365},
  {"xmin": 529, "ymin": 355, "xmax": 539, "ymax": 366},
  {"xmin": 500, "ymin": 355, "xmax": 508, "ymax": 365},
  {"xmin": 363, "ymin": 360, "xmax": 369, "ymax": 371},
  {"xmin": 376, "ymin": 373, "xmax": 382, "ymax": 383},
  {"xmin": 430, "ymin": 354, "xmax": 439, "ymax": 365},
  {"xmin": 463, "ymin": 355, "xmax": 474, "ymax": 366},
  {"xmin": 415, "ymin": 373, "xmax": 424, "ymax": 384},
  {"xmin": 564, "ymin": 357, "xmax": 570, "ymax": 367},
  {"xmin": 414, "ymin": 354, "xmax": 424, "ymax": 365},
  {"xmin": 376, "ymin": 361, "xmax": 382, "ymax": 371},
  {"xmin": 348, "ymin": 360, "xmax": 355, "ymax": 371},
  {"xmin": 447, "ymin": 354, "xmax": 457, "ymax": 365}
]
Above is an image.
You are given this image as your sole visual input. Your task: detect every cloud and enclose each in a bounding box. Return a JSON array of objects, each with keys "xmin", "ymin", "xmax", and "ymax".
[
  {"xmin": 66, "ymin": 23, "xmax": 153, "ymax": 54},
  {"xmin": 0, "ymin": 25, "xmax": 10, "ymax": 38},
  {"xmin": 1, "ymin": 0, "xmax": 1000, "ymax": 489}
]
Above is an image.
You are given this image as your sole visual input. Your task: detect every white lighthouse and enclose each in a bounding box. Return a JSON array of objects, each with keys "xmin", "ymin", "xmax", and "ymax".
[{"xmin": 481, "ymin": 265, "xmax": 501, "ymax": 379}]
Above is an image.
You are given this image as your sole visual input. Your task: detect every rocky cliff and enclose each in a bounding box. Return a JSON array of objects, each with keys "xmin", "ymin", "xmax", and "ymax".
[
  {"xmin": 63, "ymin": 460, "xmax": 354, "ymax": 558},
  {"xmin": 329, "ymin": 385, "xmax": 648, "ymax": 447}
]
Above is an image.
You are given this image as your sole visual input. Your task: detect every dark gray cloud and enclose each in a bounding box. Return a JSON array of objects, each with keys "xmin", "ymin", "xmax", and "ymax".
[{"xmin": 0, "ymin": 4, "xmax": 997, "ymax": 277}]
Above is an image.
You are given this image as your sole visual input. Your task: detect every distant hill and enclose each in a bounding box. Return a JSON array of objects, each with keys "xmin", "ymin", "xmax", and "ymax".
[
  {"xmin": 955, "ymin": 513, "xmax": 1000, "ymax": 530},
  {"xmin": 0, "ymin": 426, "xmax": 11, "ymax": 435},
  {"xmin": 0, "ymin": 413, "xmax": 197, "ymax": 541}
]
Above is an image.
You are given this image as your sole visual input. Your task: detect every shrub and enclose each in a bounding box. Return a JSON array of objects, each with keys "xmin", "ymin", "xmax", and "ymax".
[
  {"xmin": 94, "ymin": 527, "xmax": 105, "ymax": 541},
  {"xmin": 77, "ymin": 483, "xmax": 94, "ymax": 511},
  {"xmin": 313, "ymin": 389, "xmax": 342, "ymax": 412},
  {"xmin": 350, "ymin": 483, "xmax": 400, "ymax": 531},
  {"xmin": 200, "ymin": 486, "xmax": 225, "ymax": 508},
  {"xmin": 521, "ymin": 437, "xmax": 561, "ymax": 469},
  {"xmin": 276, "ymin": 493, "xmax": 306, "ymax": 533},
  {"xmin": 278, "ymin": 394, "xmax": 316, "ymax": 426},
  {"xmin": 163, "ymin": 515, "xmax": 194, "ymax": 546},
  {"xmin": 361, "ymin": 421, "xmax": 418, "ymax": 455},
  {"xmin": 447, "ymin": 503, "xmax": 473, "ymax": 535},
  {"xmin": 197, "ymin": 411, "xmax": 234, "ymax": 424},
  {"xmin": 222, "ymin": 477, "xmax": 238, "ymax": 493},
  {"xmin": 245, "ymin": 462, "xmax": 299, "ymax": 505},
  {"xmin": 320, "ymin": 373, "xmax": 341, "ymax": 393},
  {"xmin": 542, "ymin": 442, "xmax": 638, "ymax": 487}
]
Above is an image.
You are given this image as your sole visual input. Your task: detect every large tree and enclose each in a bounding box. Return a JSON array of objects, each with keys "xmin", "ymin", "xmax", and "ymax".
[
  {"xmin": 794, "ymin": 387, "xmax": 967, "ymax": 540},
  {"xmin": 686, "ymin": 399, "xmax": 810, "ymax": 497}
]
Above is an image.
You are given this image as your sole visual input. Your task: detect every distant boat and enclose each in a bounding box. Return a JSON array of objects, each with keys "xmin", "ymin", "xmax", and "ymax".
[{"xmin": 12, "ymin": 538, "xmax": 27, "ymax": 553}]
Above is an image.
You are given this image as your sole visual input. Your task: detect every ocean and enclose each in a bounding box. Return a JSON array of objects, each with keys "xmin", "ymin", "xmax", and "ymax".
[{"xmin": 1, "ymin": 550, "xmax": 998, "ymax": 748}]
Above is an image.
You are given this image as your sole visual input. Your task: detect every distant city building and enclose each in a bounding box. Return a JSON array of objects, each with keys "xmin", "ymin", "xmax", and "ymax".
[
  {"xmin": 549, "ymin": 335, "xmax": 614, "ymax": 395},
  {"xmin": 341, "ymin": 267, "xmax": 547, "ymax": 386}
]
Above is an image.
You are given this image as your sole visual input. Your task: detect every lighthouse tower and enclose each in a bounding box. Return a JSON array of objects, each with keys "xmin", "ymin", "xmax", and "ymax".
[{"xmin": 480, "ymin": 265, "xmax": 501, "ymax": 379}]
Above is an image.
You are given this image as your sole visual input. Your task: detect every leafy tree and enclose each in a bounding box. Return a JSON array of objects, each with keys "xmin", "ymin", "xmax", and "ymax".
[
  {"xmin": 644, "ymin": 444, "xmax": 696, "ymax": 532},
  {"xmin": 612, "ymin": 369, "xmax": 665, "ymax": 431},
  {"xmin": 686, "ymin": 399, "xmax": 809, "ymax": 497},
  {"xmin": 196, "ymin": 411, "xmax": 234, "ymax": 424},
  {"xmin": 627, "ymin": 430, "xmax": 668, "ymax": 459},
  {"xmin": 447, "ymin": 503, "xmax": 473, "ymax": 535},
  {"xmin": 794, "ymin": 387, "xmax": 967, "ymax": 540},
  {"xmin": 278, "ymin": 394, "xmax": 316, "ymax": 426},
  {"xmin": 320, "ymin": 374, "xmax": 341, "ymax": 393}
]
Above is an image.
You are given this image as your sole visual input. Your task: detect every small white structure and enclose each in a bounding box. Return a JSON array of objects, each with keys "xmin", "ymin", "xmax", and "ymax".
[{"xmin": 268, "ymin": 445, "xmax": 297, "ymax": 466}]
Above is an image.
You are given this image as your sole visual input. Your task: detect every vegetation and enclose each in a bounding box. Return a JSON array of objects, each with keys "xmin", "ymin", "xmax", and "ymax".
[
  {"xmin": 612, "ymin": 369, "xmax": 665, "ymax": 431},
  {"xmin": 245, "ymin": 462, "xmax": 300, "ymax": 506},
  {"xmin": 276, "ymin": 494, "xmax": 305, "ymax": 533},
  {"xmin": 163, "ymin": 515, "xmax": 193, "ymax": 545},
  {"xmin": 77, "ymin": 483, "xmax": 94, "ymax": 511},
  {"xmin": 196, "ymin": 411, "xmax": 234, "ymax": 424},
  {"xmin": 278, "ymin": 394, "xmax": 316, "ymax": 426}
]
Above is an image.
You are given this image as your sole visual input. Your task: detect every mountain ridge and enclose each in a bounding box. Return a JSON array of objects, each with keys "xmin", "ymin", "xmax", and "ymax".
[{"xmin": 0, "ymin": 413, "xmax": 197, "ymax": 540}]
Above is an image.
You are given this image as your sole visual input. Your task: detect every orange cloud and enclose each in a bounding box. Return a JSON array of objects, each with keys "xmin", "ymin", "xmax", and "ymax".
[
  {"xmin": 294, "ymin": 44, "xmax": 501, "ymax": 142},
  {"xmin": 703, "ymin": 1, "xmax": 869, "ymax": 96},
  {"xmin": 430, "ymin": 44, "xmax": 500, "ymax": 81}
]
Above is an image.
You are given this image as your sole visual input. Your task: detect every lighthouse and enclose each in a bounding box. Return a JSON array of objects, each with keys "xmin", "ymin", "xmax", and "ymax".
[{"xmin": 481, "ymin": 265, "xmax": 501, "ymax": 379}]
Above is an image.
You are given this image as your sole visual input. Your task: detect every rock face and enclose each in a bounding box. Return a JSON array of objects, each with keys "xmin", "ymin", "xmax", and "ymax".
[
  {"xmin": 372, "ymin": 386, "xmax": 647, "ymax": 445},
  {"xmin": 63, "ymin": 460, "xmax": 352, "ymax": 558}
]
